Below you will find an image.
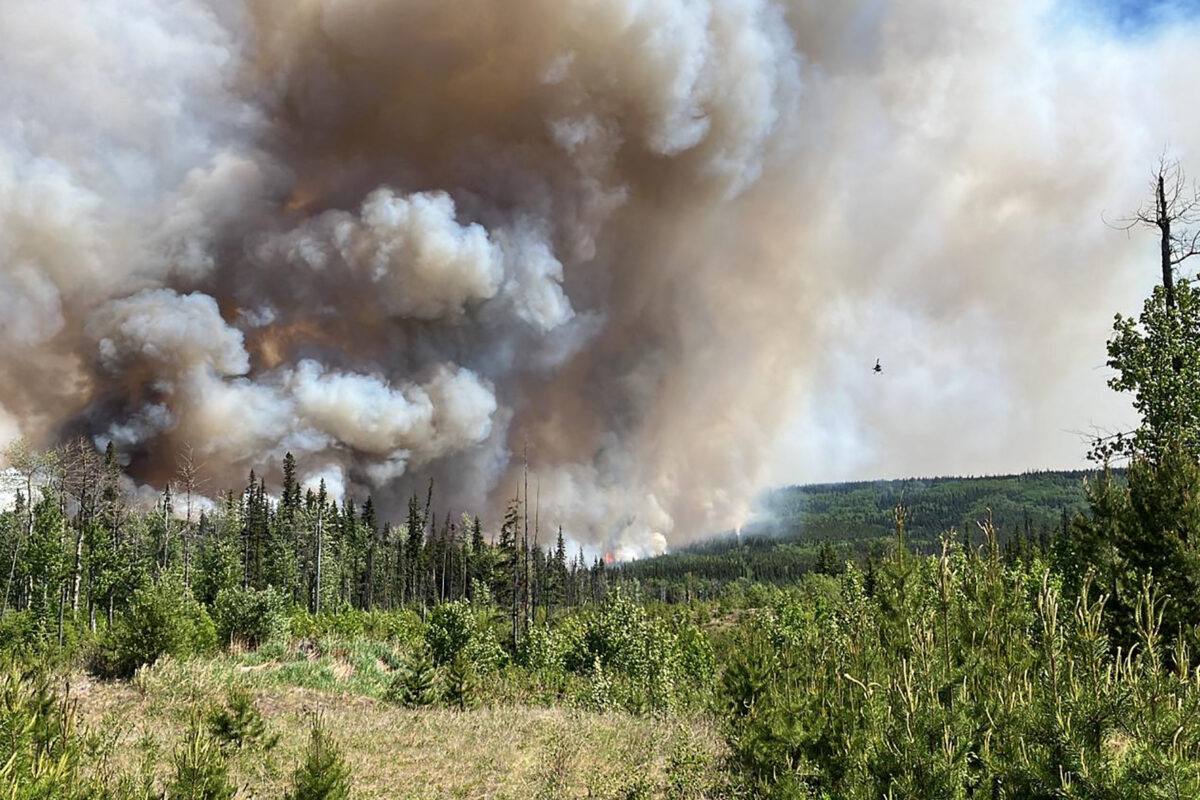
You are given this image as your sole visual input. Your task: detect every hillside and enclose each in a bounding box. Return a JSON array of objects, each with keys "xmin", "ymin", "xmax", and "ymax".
[{"xmin": 621, "ymin": 470, "xmax": 1108, "ymax": 588}]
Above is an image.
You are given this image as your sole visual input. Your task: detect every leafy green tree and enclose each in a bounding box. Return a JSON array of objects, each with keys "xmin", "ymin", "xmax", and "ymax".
[
  {"xmin": 24, "ymin": 491, "xmax": 66, "ymax": 637},
  {"xmin": 1101, "ymin": 160, "xmax": 1200, "ymax": 462},
  {"xmin": 1103, "ymin": 281, "xmax": 1200, "ymax": 462},
  {"xmin": 1067, "ymin": 162, "xmax": 1200, "ymax": 646},
  {"xmin": 193, "ymin": 511, "xmax": 242, "ymax": 606},
  {"xmin": 98, "ymin": 579, "xmax": 216, "ymax": 678}
]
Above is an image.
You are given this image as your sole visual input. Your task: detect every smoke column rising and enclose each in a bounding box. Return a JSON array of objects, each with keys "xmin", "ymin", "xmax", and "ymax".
[{"xmin": 1, "ymin": 0, "xmax": 1199, "ymax": 556}]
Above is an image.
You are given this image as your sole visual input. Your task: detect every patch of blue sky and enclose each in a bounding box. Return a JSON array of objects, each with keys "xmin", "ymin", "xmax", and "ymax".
[{"xmin": 1063, "ymin": 0, "xmax": 1200, "ymax": 36}]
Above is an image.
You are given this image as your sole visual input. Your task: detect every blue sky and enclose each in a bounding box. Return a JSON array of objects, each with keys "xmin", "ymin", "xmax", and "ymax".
[{"xmin": 1085, "ymin": 0, "xmax": 1200, "ymax": 34}]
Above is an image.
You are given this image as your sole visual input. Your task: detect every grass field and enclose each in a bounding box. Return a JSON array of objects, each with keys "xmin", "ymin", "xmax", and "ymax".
[{"xmin": 68, "ymin": 652, "xmax": 726, "ymax": 800}]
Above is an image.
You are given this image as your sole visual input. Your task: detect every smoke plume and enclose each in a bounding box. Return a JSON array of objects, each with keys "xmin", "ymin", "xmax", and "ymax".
[{"xmin": 2, "ymin": 0, "xmax": 1200, "ymax": 556}]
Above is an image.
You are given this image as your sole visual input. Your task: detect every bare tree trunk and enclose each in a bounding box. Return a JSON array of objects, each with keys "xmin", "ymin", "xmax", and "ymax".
[
  {"xmin": 1159, "ymin": 174, "xmax": 1176, "ymax": 313},
  {"xmin": 441, "ymin": 530, "xmax": 448, "ymax": 602},
  {"xmin": 71, "ymin": 528, "xmax": 83, "ymax": 612},
  {"xmin": 57, "ymin": 583, "xmax": 66, "ymax": 646}
]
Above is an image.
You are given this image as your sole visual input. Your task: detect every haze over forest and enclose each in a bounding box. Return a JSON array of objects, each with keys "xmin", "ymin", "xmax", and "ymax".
[{"xmin": 3, "ymin": 0, "xmax": 1200, "ymax": 557}]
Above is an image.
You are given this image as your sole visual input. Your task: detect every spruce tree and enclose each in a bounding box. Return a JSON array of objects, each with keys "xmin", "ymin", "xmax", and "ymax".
[
  {"xmin": 405, "ymin": 494, "xmax": 425, "ymax": 605},
  {"xmin": 387, "ymin": 647, "xmax": 441, "ymax": 707},
  {"xmin": 362, "ymin": 496, "xmax": 377, "ymax": 608}
]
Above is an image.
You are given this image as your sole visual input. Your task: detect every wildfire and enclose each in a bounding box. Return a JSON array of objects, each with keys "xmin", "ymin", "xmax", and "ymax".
[
  {"xmin": 246, "ymin": 320, "xmax": 328, "ymax": 369},
  {"xmin": 283, "ymin": 182, "xmax": 321, "ymax": 214},
  {"xmin": 604, "ymin": 552, "xmax": 614, "ymax": 565}
]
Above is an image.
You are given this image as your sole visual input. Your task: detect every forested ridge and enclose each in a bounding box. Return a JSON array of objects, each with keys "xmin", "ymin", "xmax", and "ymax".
[{"xmin": 619, "ymin": 470, "xmax": 1102, "ymax": 593}]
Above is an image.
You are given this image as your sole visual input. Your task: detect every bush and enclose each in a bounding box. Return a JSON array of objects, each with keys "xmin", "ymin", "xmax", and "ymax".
[
  {"xmin": 559, "ymin": 590, "xmax": 712, "ymax": 712},
  {"xmin": 425, "ymin": 600, "xmax": 505, "ymax": 671},
  {"xmin": 0, "ymin": 611, "xmax": 37, "ymax": 659},
  {"xmin": 516, "ymin": 624, "xmax": 565, "ymax": 672},
  {"xmin": 718, "ymin": 531, "xmax": 1200, "ymax": 799},
  {"xmin": 287, "ymin": 607, "xmax": 424, "ymax": 647},
  {"xmin": 665, "ymin": 730, "xmax": 712, "ymax": 800},
  {"xmin": 213, "ymin": 585, "xmax": 288, "ymax": 649},
  {"xmin": 95, "ymin": 580, "xmax": 216, "ymax": 679}
]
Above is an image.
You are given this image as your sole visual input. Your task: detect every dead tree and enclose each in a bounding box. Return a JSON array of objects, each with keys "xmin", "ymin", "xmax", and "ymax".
[
  {"xmin": 175, "ymin": 443, "xmax": 208, "ymax": 586},
  {"xmin": 57, "ymin": 438, "xmax": 103, "ymax": 618},
  {"xmin": 1116, "ymin": 158, "xmax": 1200, "ymax": 315}
]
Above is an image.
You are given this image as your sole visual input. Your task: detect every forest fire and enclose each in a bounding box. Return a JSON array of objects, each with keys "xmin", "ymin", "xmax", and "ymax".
[
  {"xmin": 4, "ymin": 2, "xmax": 1200, "ymax": 797},
  {"xmin": 1, "ymin": 0, "xmax": 1197, "ymax": 560},
  {"xmin": 0, "ymin": 0, "xmax": 806, "ymax": 557}
]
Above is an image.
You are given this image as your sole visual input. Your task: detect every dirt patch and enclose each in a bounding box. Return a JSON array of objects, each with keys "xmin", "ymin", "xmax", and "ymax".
[{"xmin": 331, "ymin": 659, "xmax": 355, "ymax": 682}]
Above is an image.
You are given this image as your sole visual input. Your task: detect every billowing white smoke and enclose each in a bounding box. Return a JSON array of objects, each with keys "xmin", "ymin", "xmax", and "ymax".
[{"xmin": 2, "ymin": 0, "xmax": 1200, "ymax": 555}]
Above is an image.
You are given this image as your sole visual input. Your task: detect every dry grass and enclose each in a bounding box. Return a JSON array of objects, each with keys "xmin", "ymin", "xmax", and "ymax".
[{"xmin": 70, "ymin": 658, "xmax": 725, "ymax": 800}]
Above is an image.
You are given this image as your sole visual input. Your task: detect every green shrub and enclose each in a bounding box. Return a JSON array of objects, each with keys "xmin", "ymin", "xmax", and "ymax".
[
  {"xmin": 0, "ymin": 611, "xmax": 36, "ymax": 659},
  {"xmin": 213, "ymin": 585, "xmax": 288, "ymax": 649},
  {"xmin": 285, "ymin": 715, "xmax": 351, "ymax": 800},
  {"xmin": 559, "ymin": 590, "xmax": 711, "ymax": 712},
  {"xmin": 95, "ymin": 580, "xmax": 216, "ymax": 679},
  {"xmin": 286, "ymin": 607, "xmax": 424, "ymax": 647},
  {"xmin": 665, "ymin": 728, "xmax": 712, "ymax": 800},
  {"xmin": 516, "ymin": 624, "xmax": 565, "ymax": 672},
  {"xmin": 425, "ymin": 600, "xmax": 505, "ymax": 671},
  {"xmin": 718, "ymin": 528, "xmax": 1200, "ymax": 800}
]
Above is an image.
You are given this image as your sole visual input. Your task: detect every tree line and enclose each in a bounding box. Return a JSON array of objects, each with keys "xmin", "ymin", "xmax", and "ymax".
[{"xmin": 0, "ymin": 442, "xmax": 612, "ymax": 649}]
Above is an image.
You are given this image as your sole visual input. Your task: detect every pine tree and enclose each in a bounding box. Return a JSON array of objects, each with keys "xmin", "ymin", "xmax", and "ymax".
[
  {"xmin": 280, "ymin": 452, "xmax": 302, "ymax": 603},
  {"xmin": 285, "ymin": 715, "xmax": 351, "ymax": 800},
  {"xmin": 387, "ymin": 648, "xmax": 441, "ymax": 707},
  {"xmin": 498, "ymin": 497, "xmax": 521, "ymax": 645},
  {"xmin": 341, "ymin": 497, "xmax": 357, "ymax": 607},
  {"xmin": 166, "ymin": 714, "xmax": 235, "ymax": 800},
  {"xmin": 444, "ymin": 654, "xmax": 479, "ymax": 710}
]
